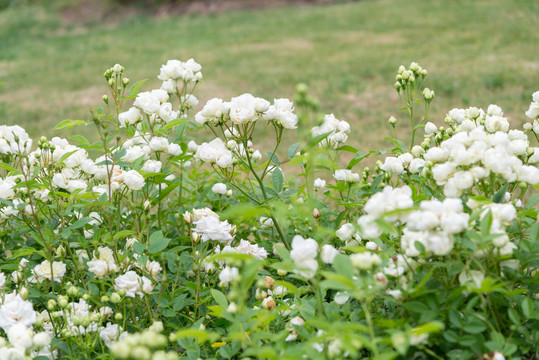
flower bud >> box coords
[277,269,287,276]
[19,287,29,300]
[72,315,83,326]
[114,313,123,321]
[12,271,22,284]
[51,311,61,320]
[58,297,69,309]
[33,332,50,348]
[227,302,238,314]
[255,288,268,300]
[312,208,321,219]
[262,296,276,310]
[102,95,109,103]
[295,83,308,96]
[108,78,114,86]
[110,293,121,304]
[67,286,78,297]
[122,78,130,86]
[81,316,91,328]
[82,294,90,301]
[47,299,56,311]
[264,276,275,290]
[388,116,397,126]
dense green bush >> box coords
[0,60,537,359]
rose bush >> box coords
[0,60,537,360]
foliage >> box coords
[0,59,537,360]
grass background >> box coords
[0,0,538,151]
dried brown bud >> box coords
[264,276,275,289]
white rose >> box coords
[114,271,147,298]
[167,143,182,156]
[8,323,33,350]
[380,157,404,174]
[141,160,162,173]
[350,252,381,270]
[424,122,437,134]
[229,94,257,124]
[320,244,339,264]
[100,323,127,348]
[33,261,66,282]
[118,107,142,127]
[123,170,145,191]
[193,217,234,242]
[336,223,355,241]
[313,178,326,189]
[290,235,318,262]
[0,292,36,332]
[134,91,161,115]
[212,183,228,195]
[149,137,169,152]
[32,331,51,349]
[458,269,484,288]
[219,266,239,283]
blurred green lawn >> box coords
[0,0,538,151]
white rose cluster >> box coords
[0,323,51,359]
[333,169,360,183]
[218,239,269,260]
[381,101,539,197]
[0,291,36,332]
[194,138,234,168]
[87,246,119,278]
[311,114,351,149]
[185,208,236,243]
[0,125,32,156]
[158,58,202,83]
[31,260,66,283]
[357,186,414,239]
[401,198,469,256]
[290,235,319,278]
[195,94,298,129]
[111,321,176,360]
[114,271,154,298]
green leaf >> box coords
[287,143,300,159]
[410,321,444,335]
[127,79,148,98]
[391,332,409,355]
[54,119,85,130]
[521,298,533,319]
[528,193,539,208]
[336,145,358,153]
[493,183,509,203]
[172,329,218,344]
[147,231,170,253]
[67,217,93,230]
[304,130,333,150]
[68,135,90,145]
[0,162,17,172]
[58,150,79,164]
[211,289,228,309]
[164,118,188,130]
[333,253,354,279]
[154,178,182,204]
[480,210,493,236]
[271,168,284,193]
[113,230,136,240]
[403,301,430,313]
[266,152,280,165]
[464,317,486,334]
